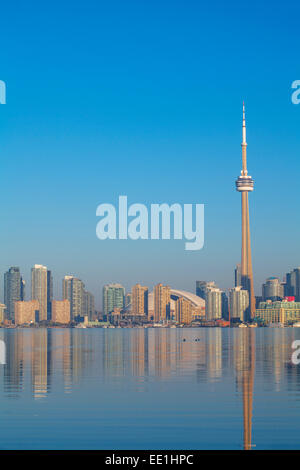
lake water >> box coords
[0,327,299,450]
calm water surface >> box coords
[0,327,299,450]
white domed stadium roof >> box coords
[148,289,205,312]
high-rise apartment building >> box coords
[125,293,132,307]
[205,287,222,320]
[175,297,192,324]
[229,286,249,322]
[15,300,39,325]
[131,284,148,316]
[4,267,25,322]
[21,278,25,301]
[103,283,125,317]
[235,264,242,287]
[154,283,170,322]
[71,278,84,320]
[196,281,216,300]
[62,276,85,321]
[262,277,284,301]
[222,291,229,320]
[51,300,70,324]
[31,265,48,322]
[285,268,300,301]
[47,270,53,320]
[83,290,95,321]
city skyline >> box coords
[1,261,300,316]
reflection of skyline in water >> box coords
[2,328,298,391]
[1,328,300,449]
[3,329,95,399]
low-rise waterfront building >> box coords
[255,299,300,325]
[15,300,39,325]
[0,304,6,323]
[51,300,71,324]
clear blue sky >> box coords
[0,0,300,307]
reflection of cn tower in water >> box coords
[234,329,255,450]
[235,104,255,319]
[242,329,255,450]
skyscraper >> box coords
[222,291,229,320]
[131,284,148,316]
[31,264,48,322]
[262,277,284,301]
[196,281,216,300]
[4,267,25,322]
[235,264,242,287]
[196,281,223,320]
[285,267,300,300]
[205,286,222,320]
[235,103,255,320]
[21,278,26,301]
[62,275,85,321]
[154,283,170,322]
[102,283,125,317]
[83,290,95,321]
[125,293,132,307]
[229,286,249,322]
[175,297,192,324]
[47,270,53,320]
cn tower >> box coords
[235,103,255,320]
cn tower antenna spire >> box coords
[242,101,247,146]
[241,102,248,175]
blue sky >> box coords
[0,0,300,307]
